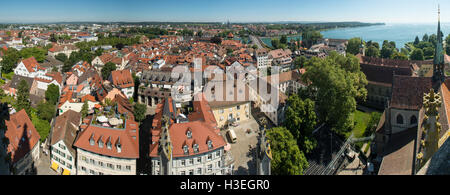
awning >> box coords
[62,169,70,175]
[51,161,58,171]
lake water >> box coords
[322,23,450,48]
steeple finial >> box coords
[438,4,441,22]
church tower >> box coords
[433,5,445,83]
[417,89,442,168]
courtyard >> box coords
[219,116,261,175]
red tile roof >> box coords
[110,70,134,88]
[21,57,40,73]
[5,109,41,164]
[390,76,433,110]
[150,94,226,158]
[73,115,139,159]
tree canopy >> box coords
[133,103,147,123]
[302,52,368,134]
[346,37,363,55]
[16,79,31,116]
[45,84,60,105]
[266,127,309,175]
[101,62,117,80]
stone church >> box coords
[374,8,450,175]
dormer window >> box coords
[183,145,189,155]
[186,129,192,139]
[207,140,213,150]
[106,137,112,150]
[116,137,122,153]
[193,144,199,153]
[98,136,104,148]
[89,134,95,146]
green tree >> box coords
[280,35,288,45]
[364,112,382,137]
[133,103,147,123]
[45,84,60,105]
[0,47,20,73]
[302,52,368,134]
[55,53,68,63]
[392,52,408,60]
[37,101,55,122]
[347,37,363,55]
[81,100,89,119]
[284,95,317,141]
[414,36,420,45]
[101,62,117,80]
[410,48,425,61]
[423,47,435,60]
[271,38,281,49]
[294,56,307,69]
[380,40,397,59]
[16,79,31,116]
[423,34,429,42]
[20,47,46,62]
[284,95,317,153]
[266,127,309,175]
[445,34,450,55]
[365,45,380,58]
[302,31,323,49]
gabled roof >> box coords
[5,109,41,164]
[51,110,81,157]
[110,70,134,89]
[20,56,41,73]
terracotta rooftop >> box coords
[390,75,433,110]
[378,127,417,175]
[4,109,41,164]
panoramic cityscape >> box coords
[0,0,449,180]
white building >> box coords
[14,57,47,78]
[50,110,81,175]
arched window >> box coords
[410,115,418,125]
[397,114,404,125]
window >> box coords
[99,161,104,167]
[107,163,114,169]
[410,115,418,125]
[67,164,72,169]
[197,157,201,163]
[237,105,241,110]
[117,165,122,170]
[189,170,194,175]
[81,166,86,172]
[189,158,194,165]
[180,171,186,175]
[208,154,212,161]
[126,166,131,171]
[208,164,213,172]
[397,114,404,125]
[90,159,95,165]
[90,170,95,175]
[197,168,202,175]
[68,156,72,161]
[181,160,186,166]
[216,151,220,157]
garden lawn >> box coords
[346,110,371,139]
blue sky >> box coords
[0,0,448,23]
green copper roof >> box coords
[434,11,445,65]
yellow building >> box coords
[209,101,251,128]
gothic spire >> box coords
[433,4,445,81]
